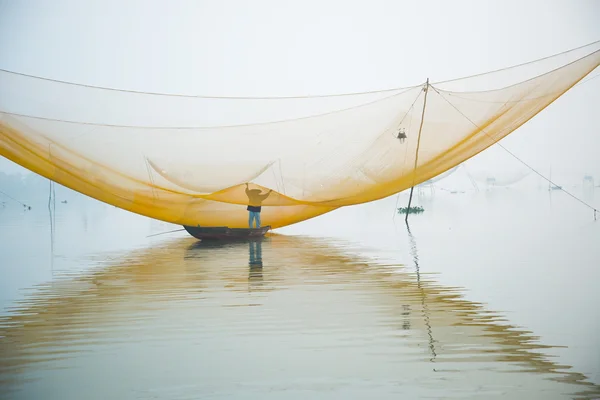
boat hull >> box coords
[183,225,271,241]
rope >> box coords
[143,156,158,199]
[271,167,281,194]
[0,67,414,100]
[146,228,186,238]
[402,102,415,167]
[433,39,600,85]
[278,158,286,195]
[0,86,414,130]
[392,92,417,220]
[331,86,423,210]
[0,39,597,99]
[397,93,419,201]
[396,91,422,131]
[431,85,598,218]
[443,72,600,104]
[0,189,31,208]
[2,68,597,130]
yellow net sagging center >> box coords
[1,43,599,228]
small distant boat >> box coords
[183,225,271,241]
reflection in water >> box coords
[249,239,263,267]
[248,240,264,285]
[406,222,437,368]
[1,234,599,399]
[184,238,266,287]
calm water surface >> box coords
[1,187,599,399]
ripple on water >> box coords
[0,233,599,400]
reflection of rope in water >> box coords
[405,222,437,367]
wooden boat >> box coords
[183,225,271,241]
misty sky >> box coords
[0,0,599,180]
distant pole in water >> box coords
[406,79,429,223]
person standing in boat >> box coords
[245,183,272,228]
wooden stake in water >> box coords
[406,79,429,222]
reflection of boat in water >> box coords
[183,224,271,240]
[1,234,599,399]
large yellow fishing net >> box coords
[1,42,599,228]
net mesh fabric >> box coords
[1,43,598,228]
